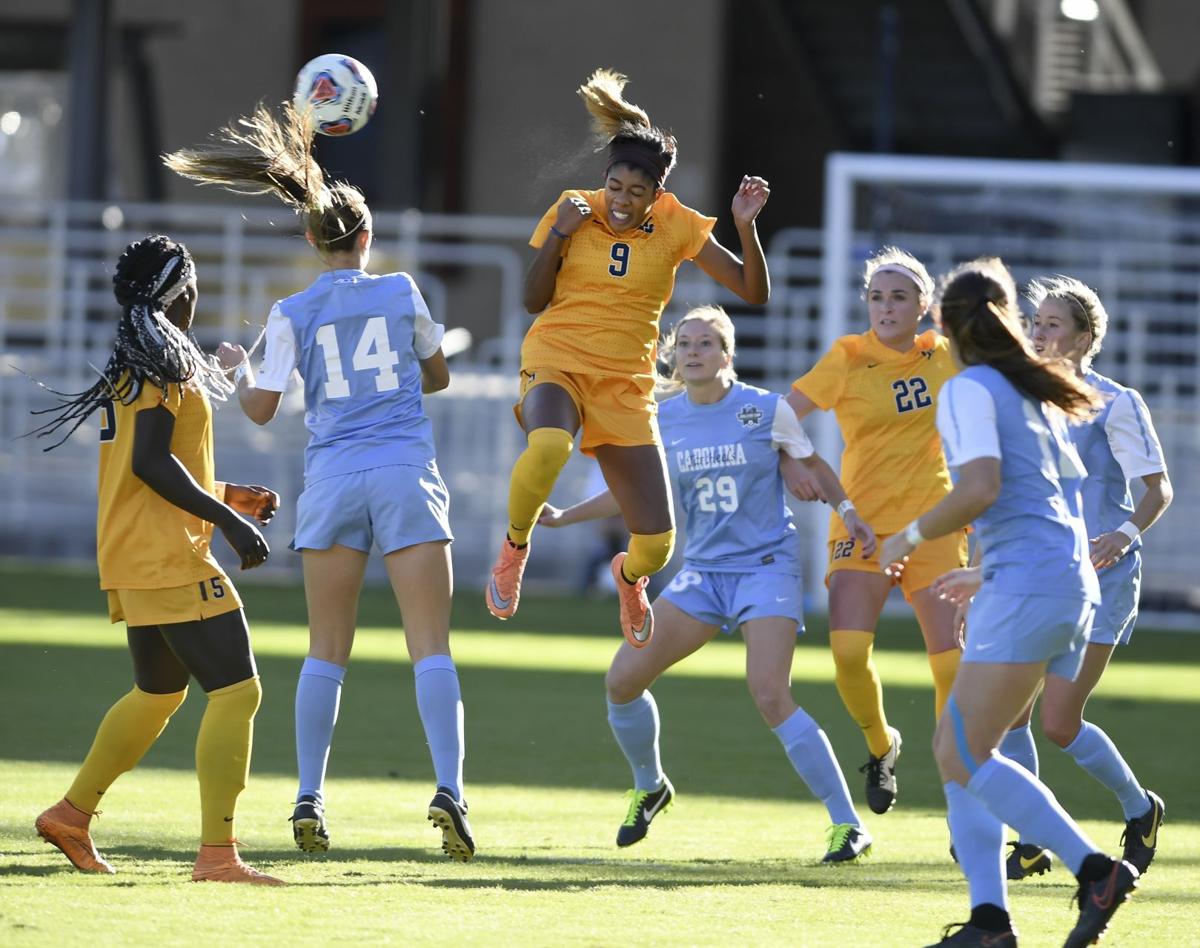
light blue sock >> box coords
[1063,721,1150,820]
[773,707,860,826]
[945,782,1007,910]
[413,654,465,800]
[967,752,1098,875]
[295,656,346,805]
[999,724,1039,776]
[607,692,665,792]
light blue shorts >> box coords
[1089,551,1140,647]
[293,463,453,555]
[659,567,804,636]
[963,588,1094,681]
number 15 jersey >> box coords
[257,268,446,486]
[792,329,957,538]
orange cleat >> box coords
[35,798,114,874]
[611,553,654,648]
[485,538,530,620]
[192,843,286,886]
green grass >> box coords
[2,564,1198,945]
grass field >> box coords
[2,564,1198,946]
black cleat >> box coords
[1006,841,1052,880]
[860,726,902,814]
[1120,789,1164,874]
[1063,859,1139,948]
[616,778,674,847]
[822,823,872,864]
[428,787,475,862]
[290,795,330,853]
[925,922,1017,946]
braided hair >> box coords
[31,235,233,450]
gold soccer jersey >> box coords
[793,329,957,539]
[521,188,715,386]
[96,380,224,590]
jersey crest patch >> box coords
[638,219,655,234]
[736,404,764,429]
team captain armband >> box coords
[771,397,815,458]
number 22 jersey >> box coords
[256,269,446,486]
[792,329,957,539]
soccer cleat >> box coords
[290,795,329,853]
[191,843,285,885]
[860,726,902,814]
[35,798,115,874]
[611,553,653,648]
[1006,841,1052,880]
[1119,789,1164,874]
[485,538,530,620]
[822,823,872,864]
[925,922,1017,946]
[428,787,475,862]
[616,778,674,847]
[1063,858,1138,948]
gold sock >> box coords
[506,427,575,545]
[928,648,962,720]
[66,686,188,814]
[829,629,892,757]
[622,529,675,581]
[196,676,261,845]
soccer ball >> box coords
[293,54,378,137]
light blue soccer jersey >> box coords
[937,365,1099,601]
[1072,370,1166,549]
[256,269,444,485]
[659,381,806,573]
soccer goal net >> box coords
[818,153,1200,628]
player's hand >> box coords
[780,454,825,502]
[538,503,566,528]
[845,511,877,558]
[553,196,592,236]
[932,566,983,605]
[879,533,914,580]
[225,484,281,525]
[1089,531,1131,571]
[219,512,270,570]
[731,175,770,225]
[953,601,969,646]
[217,342,247,373]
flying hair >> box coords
[163,103,371,256]
[577,68,677,187]
[864,246,935,304]
[1026,275,1108,367]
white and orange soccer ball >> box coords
[293,54,378,137]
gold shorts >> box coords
[515,367,659,457]
[826,530,968,601]
[107,574,242,626]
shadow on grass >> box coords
[4,635,1198,824]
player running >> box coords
[166,106,472,861]
[785,248,965,814]
[486,68,771,648]
[539,306,876,862]
[935,275,1170,882]
[880,259,1138,948]
[31,235,284,885]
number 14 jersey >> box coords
[257,269,445,485]
[793,329,957,538]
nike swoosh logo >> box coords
[866,363,880,368]
[631,617,651,643]
[775,596,789,602]
[668,438,686,447]
[1020,854,1044,870]
[1142,810,1160,848]
[224,816,234,822]
[489,577,511,611]
[1091,868,1119,911]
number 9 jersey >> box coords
[792,329,957,541]
[659,381,812,574]
[256,269,445,486]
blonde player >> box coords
[786,248,966,814]
[485,68,771,647]
[30,235,283,885]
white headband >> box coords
[151,255,195,307]
[872,262,932,297]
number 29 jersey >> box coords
[660,381,811,574]
[257,269,446,486]
[523,189,715,388]
[792,329,957,538]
